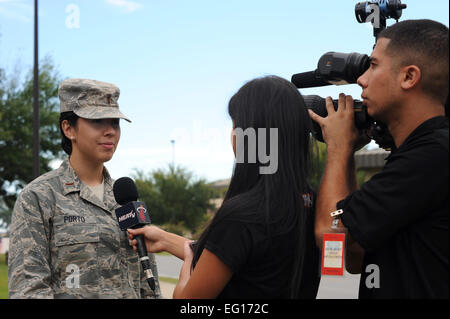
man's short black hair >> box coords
[379,19,449,104]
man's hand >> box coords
[310,93,368,259]
[308,94,369,154]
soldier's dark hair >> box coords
[59,111,79,155]
[379,19,449,104]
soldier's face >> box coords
[72,118,121,163]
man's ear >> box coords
[400,65,421,91]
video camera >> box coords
[292,0,408,150]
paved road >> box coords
[316,272,360,299]
[155,254,184,278]
[155,254,361,299]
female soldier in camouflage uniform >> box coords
[8,79,161,299]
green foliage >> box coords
[308,138,371,191]
[133,165,219,234]
[160,222,190,237]
[308,139,327,191]
[356,169,369,188]
[190,214,214,240]
[0,57,63,227]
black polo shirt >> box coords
[338,116,449,299]
[205,192,321,298]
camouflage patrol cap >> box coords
[58,78,131,122]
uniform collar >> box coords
[60,158,117,213]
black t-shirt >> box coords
[338,116,449,299]
[205,192,321,299]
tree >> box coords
[308,139,327,190]
[0,57,63,227]
[133,165,219,235]
[308,138,370,191]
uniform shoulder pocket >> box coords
[53,215,100,247]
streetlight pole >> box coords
[32,0,40,179]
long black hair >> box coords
[192,75,312,298]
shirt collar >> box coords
[60,158,82,195]
[387,116,448,158]
[60,157,117,213]
[402,116,448,146]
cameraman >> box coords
[309,19,448,299]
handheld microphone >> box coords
[291,52,370,89]
[113,177,156,291]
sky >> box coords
[0,0,449,183]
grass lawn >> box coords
[0,254,8,299]
[159,276,178,285]
[155,251,172,257]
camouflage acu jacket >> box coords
[8,159,162,299]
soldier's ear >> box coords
[61,120,75,141]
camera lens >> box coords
[317,52,370,85]
[345,53,370,83]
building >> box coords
[208,178,231,210]
[355,148,391,180]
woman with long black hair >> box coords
[129,75,320,298]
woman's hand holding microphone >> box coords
[128,226,189,260]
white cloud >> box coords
[0,0,33,23]
[105,0,142,13]
[109,144,235,182]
